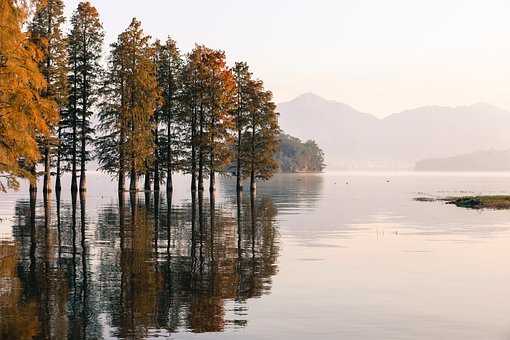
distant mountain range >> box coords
[278,93,510,170]
[415,149,510,171]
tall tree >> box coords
[28,0,68,194]
[96,18,160,192]
[232,62,252,192]
[0,0,57,192]
[181,47,202,192]
[201,49,236,192]
[154,38,183,193]
[66,1,103,192]
[181,46,235,193]
[242,80,280,192]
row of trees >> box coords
[0,0,280,194]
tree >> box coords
[154,38,183,193]
[0,0,57,192]
[96,18,160,192]
[201,49,236,192]
[180,47,201,192]
[28,0,68,194]
[66,1,103,192]
[232,62,252,192]
[181,46,235,193]
[241,80,280,192]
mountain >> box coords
[278,94,510,170]
[415,149,510,171]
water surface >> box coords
[2,172,510,339]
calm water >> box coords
[2,172,510,339]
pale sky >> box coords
[63,0,510,117]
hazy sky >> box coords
[63,0,510,117]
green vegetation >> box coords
[446,196,510,209]
[276,134,325,173]
[415,195,510,209]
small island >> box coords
[416,195,510,209]
[445,196,510,209]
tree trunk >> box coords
[43,143,52,194]
[118,170,125,192]
[55,166,61,193]
[209,169,215,193]
[55,128,62,193]
[191,105,197,192]
[236,190,242,259]
[236,128,242,192]
[154,112,160,192]
[118,75,126,192]
[129,167,137,192]
[250,123,256,193]
[250,167,256,193]
[198,105,204,191]
[144,170,151,192]
[209,143,215,193]
[79,96,87,192]
[71,62,78,193]
[209,190,215,262]
[43,11,52,195]
[166,117,172,193]
[166,192,172,255]
[29,165,37,197]
[118,127,125,192]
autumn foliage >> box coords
[1,0,280,194]
[0,0,57,191]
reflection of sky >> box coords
[4,172,510,339]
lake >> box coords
[2,172,510,339]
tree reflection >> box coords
[99,190,279,336]
[2,188,280,338]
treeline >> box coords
[0,0,280,194]
[276,134,325,173]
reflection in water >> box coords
[0,188,279,338]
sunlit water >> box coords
[2,172,510,339]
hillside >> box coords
[278,94,510,170]
[276,134,325,173]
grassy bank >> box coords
[415,195,510,209]
[445,196,510,209]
